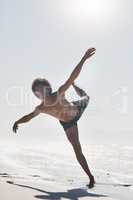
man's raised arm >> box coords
[12,106,40,133]
[57,48,96,95]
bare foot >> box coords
[87,175,95,189]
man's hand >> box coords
[83,48,96,60]
[72,82,78,89]
[72,82,75,87]
[12,109,40,134]
[13,122,19,133]
[57,48,96,95]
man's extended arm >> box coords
[12,107,40,133]
[57,48,96,95]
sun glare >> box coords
[63,0,117,26]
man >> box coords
[13,47,96,188]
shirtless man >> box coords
[13,47,96,188]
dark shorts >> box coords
[59,96,90,131]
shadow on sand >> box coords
[7,181,107,200]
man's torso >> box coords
[37,91,79,122]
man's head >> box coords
[32,78,52,100]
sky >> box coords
[0,0,133,145]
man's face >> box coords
[34,90,44,100]
[34,86,50,100]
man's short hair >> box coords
[32,78,52,92]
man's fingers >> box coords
[85,48,96,57]
[90,52,95,56]
[14,127,17,134]
[13,126,15,132]
[13,124,18,133]
[15,126,18,133]
[88,52,95,58]
[13,127,16,133]
[91,47,96,51]
[89,49,96,54]
[87,48,96,53]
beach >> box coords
[0,140,133,200]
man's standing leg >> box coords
[64,124,95,188]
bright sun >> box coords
[63,0,117,26]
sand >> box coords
[0,140,133,200]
